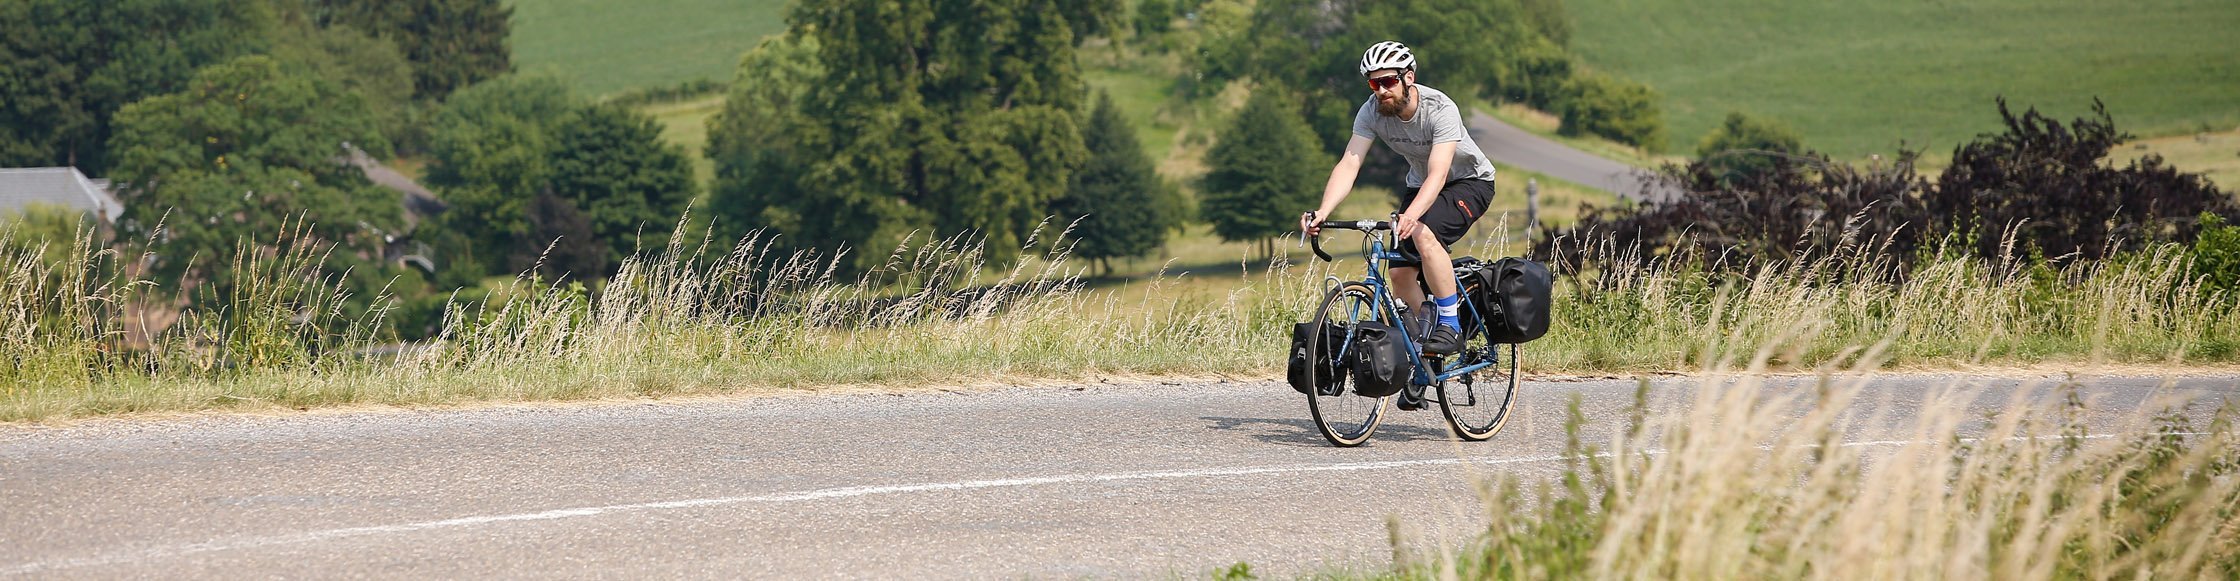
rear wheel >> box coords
[1438,342,1520,441]
[1307,282,1388,447]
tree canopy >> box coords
[311,0,512,101]
[107,55,398,295]
[1695,112,1805,186]
[546,103,697,271]
[422,74,578,277]
[421,76,694,281]
[1201,87,1322,248]
[0,0,272,174]
[1052,91,1178,272]
[708,0,1121,273]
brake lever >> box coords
[1302,211,1333,262]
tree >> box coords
[0,0,271,174]
[265,16,417,154]
[1201,87,1322,256]
[1053,91,1176,274]
[313,0,511,101]
[1135,0,1176,38]
[1695,112,1804,186]
[545,103,697,271]
[705,34,824,251]
[714,0,1094,273]
[1561,72,1665,152]
[512,189,608,281]
[422,74,577,276]
[107,55,398,299]
[1056,0,1125,41]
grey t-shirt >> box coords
[1351,84,1497,188]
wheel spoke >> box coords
[1440,342,1519,441]
[1307,283,1387,446]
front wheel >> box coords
[1307,282,1388,447]
[1438,342,1520,441]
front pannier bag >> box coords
[1348,322,1411,398]
[1287,321,1350,394]
[1473,257,1553,344]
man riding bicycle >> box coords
[1299,41,1498,358]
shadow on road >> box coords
[1201,415,1452,447]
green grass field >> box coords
[1564,0,2240,158]
[2119,128,2240,190]
[508,0,790,96]
[641,95,722,185]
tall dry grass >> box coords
[3,215,2236,422]
[0,220,1315,421]
[1400,341,2239,579]
[1531,223,2240,370]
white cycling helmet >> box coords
[1358,41,1416,78]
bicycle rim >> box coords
[1308,283,1387,447]
[1439,342,1519,441]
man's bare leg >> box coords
[1409,229,1465,355]
[1410,229,1458,301]
[1390,266,1426,313]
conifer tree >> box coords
[1053,91,1174,274]
[1201,88,1321,258]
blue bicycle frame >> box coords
[1312,220,1498,390]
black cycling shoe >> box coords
[1396,388,1426,410]
[1421,325,1464,356]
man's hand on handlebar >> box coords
[1394,211,1423,240]
[1299,210,1324,237]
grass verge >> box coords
[1374,349,2239,578]
[3,217,2236,423]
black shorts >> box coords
[1390,177,1495,269]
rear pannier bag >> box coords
[1471,257,1554,344]
[1348,321,1411,398]
[1286,321,1350,394]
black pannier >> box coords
[1469,257,1553,344]
[1348,321,1411,398]
[1286,321,1350,394]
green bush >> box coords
[1560,72,1665,152]
[2195,212,2240,293]
[1694,112,1804,185]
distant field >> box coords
[1565,0,2240,157]
[2116,128,2240,191]
[508,0,790,96]
[641,95,722,186]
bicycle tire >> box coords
[1307,282,1388,447]
[1438,341,1519,441]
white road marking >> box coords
[0,432,2169,575]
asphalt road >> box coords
[3,373,2235,579]
[1467,112,1681,203]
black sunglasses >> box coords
[1367,74,1403,91]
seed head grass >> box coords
[1382,326,2239,579]
[3,215,2236,422]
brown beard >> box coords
[1375,86,1411,117]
